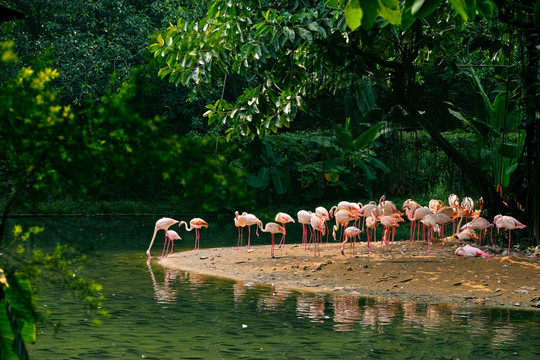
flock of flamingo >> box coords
[146,194,527,260]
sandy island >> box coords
[160,238,540,310]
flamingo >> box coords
[428,199,444,213]
[341,226,361,257]
[436,206,458,234]
[358,201,378,230]
[460,216,493,245]
[455,244,493,258]
[260,222,286,258]
[411,207,433,241]
[378,195,400,216]
[378,214,400,248]
[179,218,209,250]
[329,201,361,218]
[332,209,359,242]
[493,215,527,257]
[365,208,379,252]
[275,212,295,248]
[146,217,179,259]
[402,201,422,241]
[315,206,330,243]
[453,229,478,242]
[297,210,313,250]
[234,211,248,251]
[420,213,438,254]
[162,230,181,257]
[448,193,460,209]
[434,212,453,238]
[310,213,326,257]
[244,213,263,249]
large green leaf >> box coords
[270,167,287,194]
[345,0,363,31]
[411,0,444,18]
[246,167,270,189]
[354,123,384,150]
[361,0,379,30]
[378,0,401,25]
[333,124,354,151]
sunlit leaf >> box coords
[345,0,363,31]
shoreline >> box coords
[159,240,540,310]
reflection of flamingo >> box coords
[310,213,326,257]
[147,217,179,259]
[297,210,312,250]
[341,226,361,257]
[234,211,248,251]
[275,212,295,248]
[179,218,209,250]
[162,230,181,257]
[244,213,262,249]
[260,222,286,258]
[493,215,527,257]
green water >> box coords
[5,216,539,359]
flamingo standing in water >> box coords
[275,212,295,248]
[310,213,326,257]
[493,215,527,257]
[179,218,209,250]
[297,210,312,250]
[162,230,181,257]
[260,222,286,258]
[147,217,179,259]
[341,226,361,257]
[234,211,248,251]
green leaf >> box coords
[361,0,379,29]
[333,124,354,151]
[246,167,270,189]
[476,0,496,19]
[270,167,287,194]
[449,0,474,21]
[354,123,384,150]
[345,0,363,31]
[411,0,444,18]
[378,0,401,25]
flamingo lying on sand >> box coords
[147,217,179,259]
[179,218,209,250]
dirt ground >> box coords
[160,237,540,310]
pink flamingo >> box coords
[275,212,295,248]
[243,213,262,249]
[455,244,493,258]
[341,226,361,257]
[234,211,248,251]
[162,230,181,257]
[260,222,286,258]
[420,213,438,254]
[315,206,330,243]
[378,214,400,248]
[493,215,527,257]
[358,201,377,230]
[297,210,313,250]
[332,209,359,242]
[329,201,361,218]
[146,217,179,258]
[310,213,326,257]
[365,208,379,252]
[460,216,493,245]
[179,218,209,250]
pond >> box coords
[5,215,539,359]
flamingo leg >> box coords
[508,230,512,257]
[161,233,170,258]
[247,226,252,249]
[278,225,286,248]
[270,234,275,258]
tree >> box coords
[151,0,538,243]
